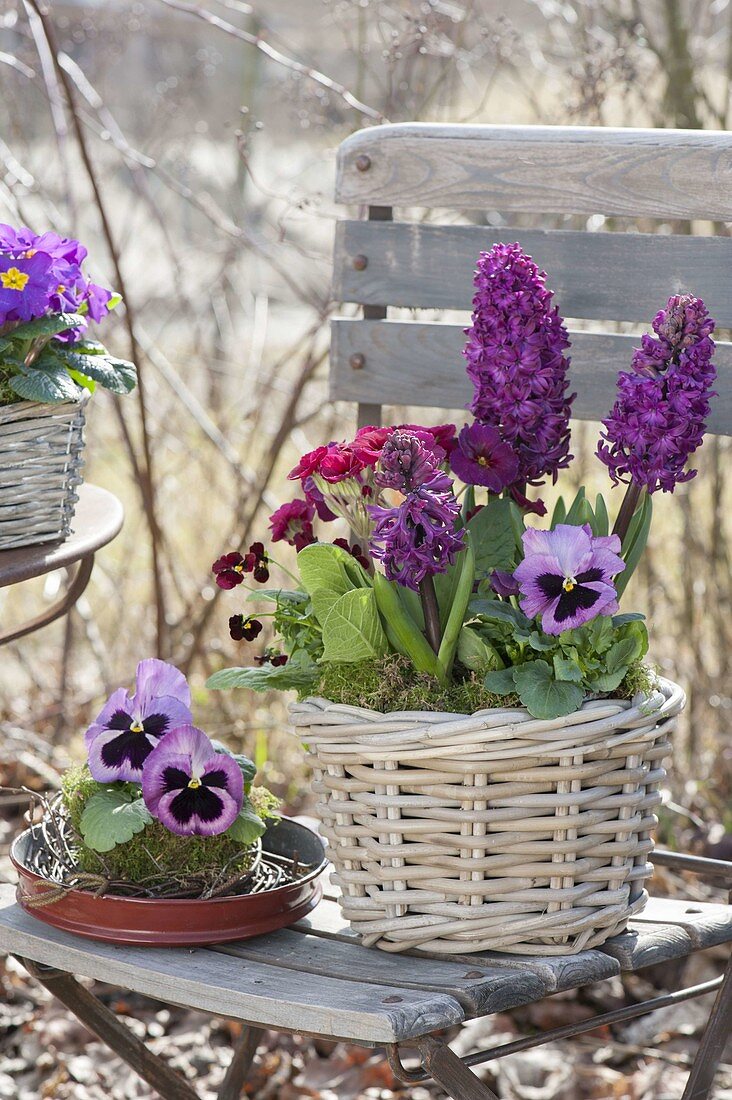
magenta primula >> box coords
[206,243,718,721]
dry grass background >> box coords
[1,2,732,1095]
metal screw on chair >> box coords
[349,353,365,370]
[352,254,368,271]
[355,154,371,172]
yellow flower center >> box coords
[562,577,576,593]
[477,455,489,466]
[1,267,29,292]
[234,563,244,573]
[57,284,65,294]
[130,721,145,733]
[188,777,202,789]
[23,249,37,258]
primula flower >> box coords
[0,251,55,324]
[463,243,574,488]
[85,660,193,783]
[597,295,716,494]
[450,422,520,493]
[269,498,315,551]
[302,476,337,522]
[318,444,364,483]
[142,726,243,837]
[229,615,263,642]
[513,524,625,635]
[288,444,332,481]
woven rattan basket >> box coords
[0,395,87,550]
[291,678,684,956]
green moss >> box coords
[617,660,657,701]
[61,765,261,884]
[316,654,517,714]
[0,365,21,406]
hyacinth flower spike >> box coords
[85,659,193,783]
[142,725,244,836]
[514,524,625,635]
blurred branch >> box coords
[157,0,387,122]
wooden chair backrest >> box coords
[330,124,732,435]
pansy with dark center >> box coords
[142,726,243,837]
[85,660,192,783]
[513,524,625,635]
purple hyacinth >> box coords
[142,725,243,837]
[462,243,574,489]
[85,660,193,783]
[513,524,625,635]
[374,429,439,492]
[597,295,717,493]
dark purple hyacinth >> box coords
[374,429,437,492]
[513,525,625,635]
[597,294,717,493]
[85,660,193,783]
[142,725,243,837]
[462,243,574,489]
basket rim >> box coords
[0,389,90,420]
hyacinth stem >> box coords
[612,481,643,546]
[419,576,441,654]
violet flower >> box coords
[462,243,574,489]
[597,294,717,494]
[142,726,243,837]
[513,524,625,635]
[0,252,55,324]
[85,660,193,783]
[450,422,520,493]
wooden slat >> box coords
[334,221,732,325]
[330,319,732,436]
[215,927,548,1016]
[294,897,620,994]
[600,897,732,971]
[0,888,463,1043]
[336,123,732,219]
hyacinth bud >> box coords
[375,429,437,492]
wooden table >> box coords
[1,853,731,1100]
[0,484,123,645]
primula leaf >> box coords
[80,790,152,853]
[297,543,370,621]
[466,498,517,577]
[206,651,318,693]
[512,660,585,720]
[225,800,266,845]
[321,587,388,663]
[58,349,137,394]
[9,312,85,340]
[457,626,504,673]
[9,364,81,403]
[484,665,519,696]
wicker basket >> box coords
[291,678,684,956]
[0,395,88,550]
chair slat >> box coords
[330,319,732,436]
[336,123,732,219]
[334,221,732,325]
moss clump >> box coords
[316,654,517,714]
[61,765,261,883]
[617,660,657,701]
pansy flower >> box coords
[212,551,248,589]
[513,524,625,635]
[85,660,192,783]
[142,726,243,837]
[229,615,263,642]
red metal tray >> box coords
[12,817,327,947]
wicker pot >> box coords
[0,394,88,550]
[291,678,684,956]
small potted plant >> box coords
[0,223,137,549]
[11,659,326,945]
[207,243,712,956]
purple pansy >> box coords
[0,252,55,324]
[513,524,625,635]
[142,726,243,836]
[462,243,574,492]
[597,295,717,494]
[85,660,193,783]
[450,422,520,493]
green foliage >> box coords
[80,789,152,852]
[296,542,387,664]
[372,571,444,681]
[466,498,522,578]
[437,538,475,679]
[550,488,612,538]
[317,654,513,714]
[206,649,318,693]
[617,493,653,597]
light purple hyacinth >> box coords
[85,660,193,783]
[142,726,243,837]
[513,524,625,635]
[597,295,717,494]
[462,243,574,491]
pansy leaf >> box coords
[528,630,556,652]
[80,789,152,852]
[211,742,258,789]
[484,665,519,696]
[225,800,266,845]
[470,599,531,630]
[206,651,318,693]
[466,498,517,577]
[553,654,583,682]
[513,660,585,720]
[612,612,645,627]
[591,667,629,693]
[321,588,388,663]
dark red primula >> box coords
[269,498,316,551]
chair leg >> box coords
[217,1026,265,1100]
[18,958,200,1100]
[682,950,732,1100]
[416,1035,500,1100]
